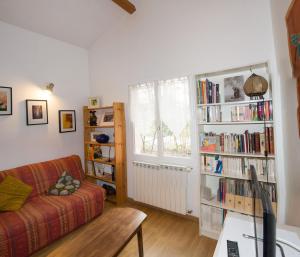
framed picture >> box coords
[26,100,48,125]
[90,131,102,142]
[59,110,76,133]
[0,86,12,115]
[88,97,100,109]
[100,111,114,126]
[224,75,245,102]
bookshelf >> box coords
[196,63,278,240]
[83,102,127,205]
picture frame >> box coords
[26,100,48,125]
[90,131,102,142]
[59,110,76,133]
[100,111,114,126]
[88,97,100,109]
[0,86,12,115]
[224,75,245,102]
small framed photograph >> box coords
[0,86,12,115]
[26,100,48,125]
[94,162,105,176]
[100,111,114,126]
[90,131,102,142]
[224,75,245,102]
[59,110,76,133]
[88,97,100,109]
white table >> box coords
[213,212,300,257]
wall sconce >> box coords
[45,83,54,93]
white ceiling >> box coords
[0,0,128,48]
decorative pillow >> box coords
[48,171,81,196]
[0,175,33,211]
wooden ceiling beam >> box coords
[112,0,136,14]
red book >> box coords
[265,127,270,154]
[255,132,261,153]
[269,127,275,154]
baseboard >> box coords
[126,198,199,223]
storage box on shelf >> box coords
[196,63,278,239]
[83,102,127,205]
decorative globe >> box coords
[243,73,268,97]
[96,134,109,143]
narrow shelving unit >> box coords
[83,102,127,205]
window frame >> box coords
[129,76,194,166]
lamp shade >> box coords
[243,73,268,97]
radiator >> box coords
[133,161,191,215]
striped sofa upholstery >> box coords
[0,155,104,257]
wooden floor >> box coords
[33,201,217,257]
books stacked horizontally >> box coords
[198,106,222,122]
[196,79,220,104]
[201,155,276,182]
[200,204,224,234]
[231,100,273,122]
[200,128,275,155]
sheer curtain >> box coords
[130,76,191,159]
[130,82,158,155]
[158,77,191,157]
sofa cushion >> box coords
[0,155,84,199]
[0,176,32,212]
[0,180,104,257]
[48,171,81,196]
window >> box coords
[130,77,191,158]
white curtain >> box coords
[130,82,158,155]
[158,77,191,157]
[130,77,191,158]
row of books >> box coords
[201,155,276,181]
[196,79,220,104]
[231,101,273,122]
[198,106,222,122]
[217,179,277,204]
[200,127,275,155]
[200,204,225,234]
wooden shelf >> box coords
[198,121,273,125]
[85,125,114,129]
[87,106,113,110]
[85,141,115,147]
[200,151,275,158]
[83,103,127,205]
[86,174,115,184]
[86,158,115,166]
[200,172,276,183]
[201,199,253,216]
[197,98,272,107]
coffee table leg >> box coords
[137,226,144,257]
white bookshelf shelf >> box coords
[198,121,273,125]
[200,172,276,183]
[199,151,275,158]
[197,63,277,241]
[201,199,253,216]
[197,98,272,107]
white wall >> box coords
[89,0,278,216]
[269,0,300,227]
[0,21,90,170]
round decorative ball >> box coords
[243,73,268,97]
[96,134,110,143]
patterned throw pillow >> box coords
[48,171,80,196]
[0,175,32,211]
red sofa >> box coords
[0,155,105,257]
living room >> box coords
[0,0,299,257]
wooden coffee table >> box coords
[46,208,147,257]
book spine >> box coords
[216,84,220,103]
[269,127,274,154]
